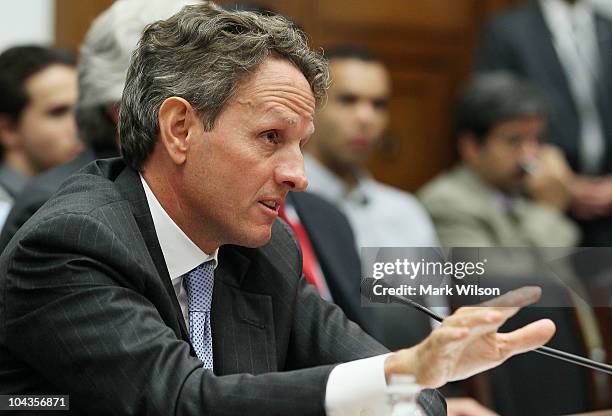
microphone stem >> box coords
[535,346,612,375]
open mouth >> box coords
[259,200,280,212]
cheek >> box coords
[333,109,354,131]
[487,145,513,166]
[201,149,265,205]
[22,115,64,145]
[370,115,388,136]
[319,114,350,145]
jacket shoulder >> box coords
[419,168,474,209]
[1,159,135,259]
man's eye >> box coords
[262,131,279,143]
[47,105,71,117]
[338,94,357,106]
[505,135,522,146]
[373,99,388,110]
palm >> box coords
[394,288,556,388]
[447,331,506,381]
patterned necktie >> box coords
[183,261,215,369]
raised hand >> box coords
[383,287,556,388]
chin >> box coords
[236,226,273,248]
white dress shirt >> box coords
[140,175,218,327]
[304,154,439,250]
[140,175,394,415]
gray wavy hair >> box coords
[119,1,329,171]
[76,0,199,153]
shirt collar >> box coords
[139,174,218,281]
[461,165,524,213]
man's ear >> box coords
[158,97,197,165]
[457,133,481,165]
[0,114,20,149]
[107,103,120,125]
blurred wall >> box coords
[0,0,55,52]
[54,0,519,192]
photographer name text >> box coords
[372,283,500,297]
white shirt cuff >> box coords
[325,353,393,416]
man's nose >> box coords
[65,115,83,151]
[275,152,308,191]
[354,100,376,122]
[520,139,540,159]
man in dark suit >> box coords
[476,0,612,246]
[0,3,555,415]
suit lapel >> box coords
[212,246,278,375]
[114,164,191,344]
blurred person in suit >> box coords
[476,0,612,247]
[0,45,81,227]
[419,72,603,415]
[0,0,200,250]
[0,3,557,415]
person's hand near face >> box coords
[524,144,574,212]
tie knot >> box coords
[183,261,215,312]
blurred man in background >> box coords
[305,46,438,249]
[0,0,198,250]
[419,72,603,415]
[0,45,81,227]
[476,0,612,247]
[304,45,440,350]
[419,72,577,248]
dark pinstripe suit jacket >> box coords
[0,158,445,415]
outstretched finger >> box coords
[497,319,556,358]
